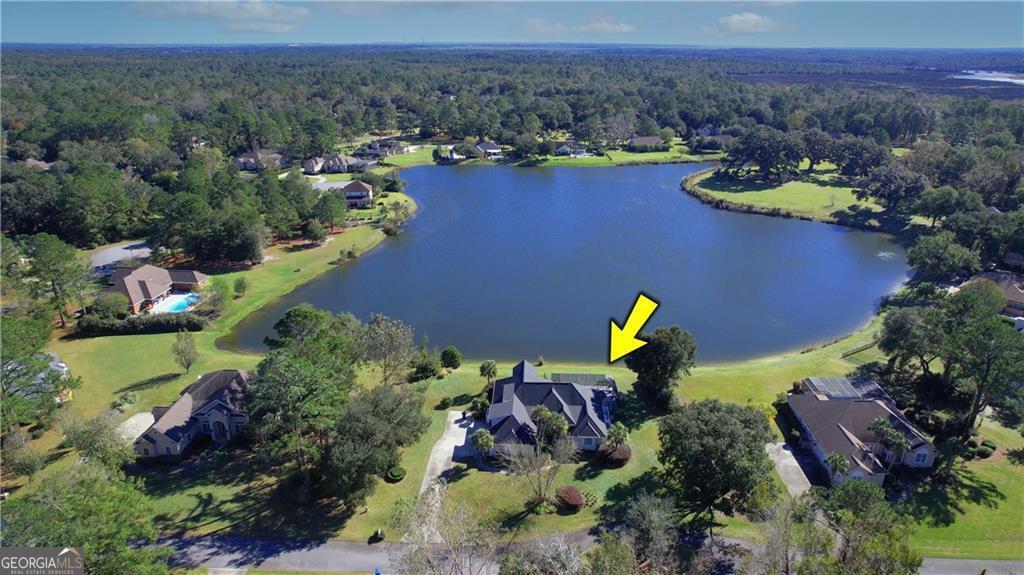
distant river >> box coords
[220,163,910,363]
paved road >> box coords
[166,531,1023,575]
[418,411,481,494]
[766,442,813,496]
[89,240,151,274]
[920,558,1024,574]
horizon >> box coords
[2,1,1022,49]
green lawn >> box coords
[521,142,723,168]
[692,165,882,223]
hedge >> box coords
[385,466,407,483]
[556,486,585,512]
[975,446,994,459]
[78,312,207,336]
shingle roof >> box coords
[788,393,932,475]
[476,141,501,153]
[486,360,616,446]
[339,180,373,197]
[109,265,207,307]
[147,370,249,442]
[970,271,1024,308]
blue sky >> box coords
[2,1,1021,48]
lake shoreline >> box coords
[221,162,908,365]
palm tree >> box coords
[824,452,848,486]
[605,421,628,449]
[479,360,498,389]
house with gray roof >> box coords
[485,360,618,453]
[134,370,249,460]
[789,376,935,485]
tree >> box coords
[393,481,501,575]
[233,275,249,297]
[246,307,360,490]
[499,536,586,575]
[878,307,942,375]
[62,410,135,472]
[325,385,428,502]
[658,399,773,538]
[855,163,929,213]
[531,405,569,446]
[471,428,494,455]
[722,125,803,181]
[201,276,232,312]
[605,421,629,449]
[914,186,983,227]
[364,313,415,385]
[1,313,68,432]
[502,437,577,507]
[5,446,47,478]
[949,316,1024,438]
[313,192,347,231]
[22,233,92,327]
[586,532,638,575]
[91,291,130,319]
[834,136,891,178]
[815,480,922,575]
[2,463,173,575]
[621,493,680,574]
[440,345,462,369]
[624,325,697,407]
[172,330,198,373]
[823,452,849,485]
[800,129,835,172]
[907,231,981,279]
[303,218,327,244]
[748,495,832,575]
[479,359,498,387]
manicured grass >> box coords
[521,143,723,168]
[906,420,1024,560]
[693,166,882,223]
[377,145,437,168]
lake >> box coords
[221,163,910,363]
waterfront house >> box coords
[475,140,503,159]
[134,370,250,460]
[556,142,588,157]
[788,376,935,485]
[485,360,618,453]
[357,138,408,159]
[109,265,208,314]
[339,180,374,209]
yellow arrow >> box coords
[609,293,659,363]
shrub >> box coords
[90,292,130,320]
[598,443,632,467]
[440,345,462,369]
[470,396,490,420]
[556,486,585,513]
[385,466,407,483]
[438,397,453,409]
[966,438,979,449]
[410,349,441,382]
[6,447,46,478]
[975,446,994,459]
[78,312,207,336]
[981,439,997,450]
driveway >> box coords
[89,240,151,275]
[766,442,813,496]
[419,411,482,494]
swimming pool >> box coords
[150,293,201,314]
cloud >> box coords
[699,11,793,36]
[525,16,635,37]
[133,1,312,34]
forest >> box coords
[2,47,1023,264]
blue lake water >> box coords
[221,163,910,363]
